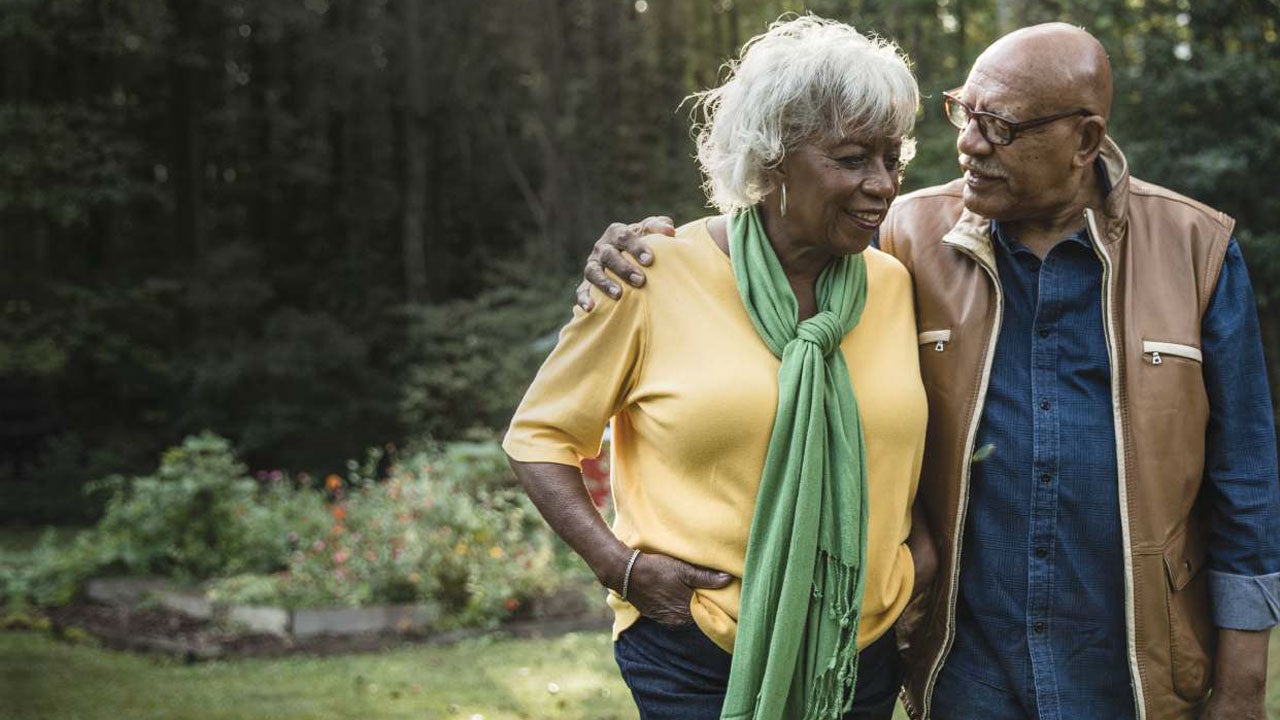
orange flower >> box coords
[324,474,343,491]
[331,505,347,521]
[504,597,520,612]
[489,546,504,559]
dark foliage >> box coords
[2,0,1277,522]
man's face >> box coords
[953,66,1084,223]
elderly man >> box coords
[574,23,1279,720]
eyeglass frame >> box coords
[942,88,1093,146]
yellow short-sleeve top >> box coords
[503,218,927,653]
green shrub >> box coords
[398,268,574,441]
[7,434,588,631]
[86,433,328,580]
[210,441,572,628]
[1,529,95,609]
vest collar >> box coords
[942,136,1133,264]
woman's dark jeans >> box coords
[614,617,902,720]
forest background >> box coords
[3,0,1278,523]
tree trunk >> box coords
[166,0,206,261]
[400,0,429,305]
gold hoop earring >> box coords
[780,182,788,217]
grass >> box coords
[7,626,1280,719]
[1,527,1274,719]
[5,630,639,720]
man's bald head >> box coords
[970,23,1112,120]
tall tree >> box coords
[400,0,428,304]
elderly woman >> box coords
[503,16,930,720]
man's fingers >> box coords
[575,281,595,311]
[638,215,676,235]
[583,259,621,299]
[599,245,646,288]
[603,222,638,254]
[621,233,656,272]
[632,217,672,266]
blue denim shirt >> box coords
[932,221,1280,720]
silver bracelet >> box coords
[620,548,642,601]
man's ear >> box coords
[1075,116,1107,168]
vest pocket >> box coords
[1143,340,1202,366]
[1162,525,1215,702]
[918,329,951,353]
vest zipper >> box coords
[1086,208,1147,720]
[918,330,952,352]
[921,241,1003,717]
[1142,340,1203,365]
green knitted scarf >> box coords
[721,206,870,720]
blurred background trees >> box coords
[2,0,1277,522]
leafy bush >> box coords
[398,267,574,441]
[210,440,571,627]
[85,433,328,580]
[1,529,95,609]
[7,435,587,630]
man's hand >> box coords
[1201,627,1269,719]
[576,216,676,311]
[624,551,732,627]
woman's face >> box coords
[776,133,902,256]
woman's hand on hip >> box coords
[626,551,732,627]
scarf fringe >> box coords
[803,549,863,720]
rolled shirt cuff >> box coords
[1210,569,1280,630]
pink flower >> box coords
[333,550,349,565]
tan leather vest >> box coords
[879,139,1234,720]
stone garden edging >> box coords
[77,576,608,661]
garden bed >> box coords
[4,437,612,666]
[49,576,608,661]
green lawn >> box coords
[5,630,638,720]
[6,627,1280,719]
[2,527,1275,719]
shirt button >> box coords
[1034,622,1046,634]
[1038,328,1050,338]
[1039,472,1052,484]
[1035,547,1048,559]
[1039,399,1051,411]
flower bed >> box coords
[4,434,595,631]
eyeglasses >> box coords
[942,89,1092,146]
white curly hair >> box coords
[690,14,919,212]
